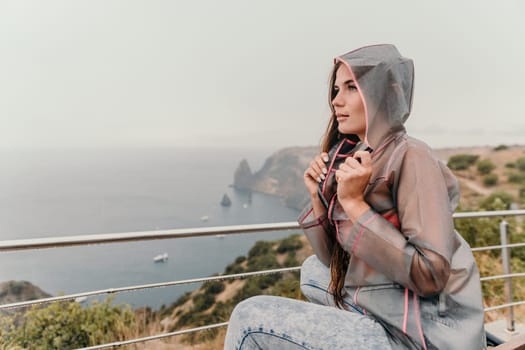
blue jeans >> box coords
[223,255,392,349]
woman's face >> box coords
[332,63,366,141]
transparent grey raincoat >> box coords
[299,45,486,350]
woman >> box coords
[224,44,486,350]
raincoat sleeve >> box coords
[298,205,334,267]
[338,144,459,297]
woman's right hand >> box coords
[303,152,330,196]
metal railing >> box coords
[1,209,525,349]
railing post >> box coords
[500,219,515,333]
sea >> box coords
[0,147,302,310]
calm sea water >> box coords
[0,147,302,310]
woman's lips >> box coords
[336,114,349,121]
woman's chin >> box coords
[338,126,356,135]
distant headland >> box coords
[232,144,525,211]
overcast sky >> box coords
[1,0,523,151]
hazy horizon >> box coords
[1,1,524,151]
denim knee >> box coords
[225,296,268,350]
[300,255,331,297]
[230,296,261,322]
[300,255,320,283]
[229,295,276,326]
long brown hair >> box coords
[321,61,342,153]
[322,61,352,309]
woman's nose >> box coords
[332,93,343,107]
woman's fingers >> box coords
[339,151,372,172]
[310,154,329,180]
[308,160,323,182]
[304,152,330,185]
[315,155,328,177]
[335,167,349,180]
[354,150,371,167]
[340,157,360,170]
[335,169,343,183]
[304,167,322,183]
[337,151,372,184]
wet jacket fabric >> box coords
[298,44,486,350]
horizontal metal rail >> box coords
[0,266,301,311]
[485,301,525,312]
[472,242,525,252]
[0,221,300,251]
[480,272,525,282]
[1,210,524,252]
[3,266,523,311]
[452,209,525,219]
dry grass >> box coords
[436,145,525,208]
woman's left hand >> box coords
[335,150,372,220]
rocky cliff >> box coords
[233,146,318,210]
[0,280,51,305]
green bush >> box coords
[505,162,516,169]
[232,278,264,303]
[225,261,245,275]
[248,241,273,258]
[253,274,280,290]
[210,301,232,321]
[192,293,215,313]
[456,216,501,253]
[483,173,499,186]
[177,301,233,343]
[0,297,134,349]
[270,278,302,300]
[480,191,514,210]
[247,252,280,272]
[477,159,496,175]
[447,154,479,170]
[494,144,508,151]
[517,157,525,172]
[277,234,303,254]
[203,280,225,295]
[175,308,211,329]
[508,172,525,184]
[456,191,518,253]
[234,256,246,264]
[283,251,299,267]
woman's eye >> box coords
[348,84,357,91]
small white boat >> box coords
[200,215,209,222]
[215,234,226,239]
[74,296,88,303]
[153,252,168,263]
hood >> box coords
[335,44,414,149]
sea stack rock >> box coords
[233,159,254,190]
[220,193,232,207]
